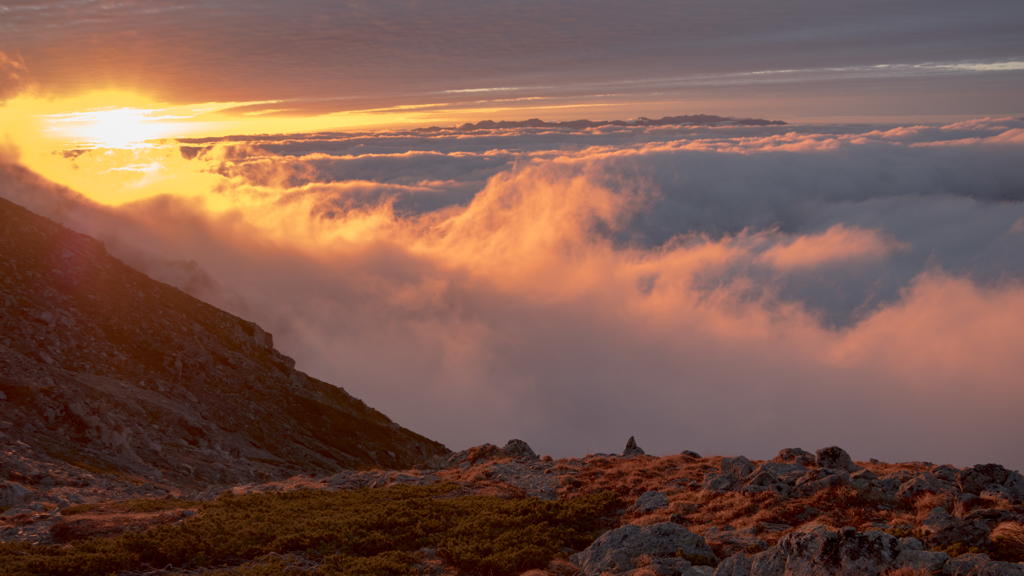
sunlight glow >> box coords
[44,107,185,148]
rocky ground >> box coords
[3,437,1023,575]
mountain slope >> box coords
[0,196,449,488]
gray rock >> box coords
[899,537,925,551]
[0,482,30,508]
[721,456,754,481]
[571,522,717,576]
[815,446,859,472]
[922,507,957,532]
[873,474,905,497]
[980,483,1016,503]
[682,450,702,459]
[894,549,950,574]
[959,464,1011,495]
[774,448,815,466]
[943,553,1024,576]
[703,526,769,556]
[632,491,670,514]
[793,468,851,496]
[714,553,752,576]
[502,439,538,459]
[623,437,646,458]
[703,473,735,492]
[1004,471,1024,501]
[628,556,713,576]
[745,462,808,488]
[928,516,992,548]
[932,465,960,483]
[749,524,900,576]
[897,472,942,499]
[749,546,787,576]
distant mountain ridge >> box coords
[0,197,449,490]
[414,114,787,133]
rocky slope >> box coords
[0,197,448,496]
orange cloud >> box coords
[758,225,906,270]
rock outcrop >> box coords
[571,522,717,576]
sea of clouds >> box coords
[3,118,1024,470]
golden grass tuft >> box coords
[991,521,1024,548]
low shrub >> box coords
[0,484,620,576]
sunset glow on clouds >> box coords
[4,118,1024,471]
[2,0,1024,470]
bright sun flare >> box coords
[44,107,177,148]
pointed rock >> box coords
[623,436,645,458]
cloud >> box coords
[758,225,906,270]
[2,1,1022,119]
[0,51,29,101]
[3,119,1024,472]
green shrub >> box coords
[0,484,620,576]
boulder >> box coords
[682,450,703,459]
[774,448,815,466]
[815,446,859,472]
[501,439,538,460]
[958,464,1011,495]
[980,483,1017,503]
[714,553,752,576]
[1004,471,1024,502]
[896,472,942,499]
[703,526,769,557]
[873,474,905,498]
[0,481,30,508]
[793,468,851,496]
[893,549,950,574]
[632,491,669,514]
[623,437,646,458]
[743,524,900,576]
[927,516,992,548]
[921,507,958,532]
[931,465,960,483]
[571,522,717,576]
[942,553,1024,576]
[720,456,754,481]
[746,462,807,488]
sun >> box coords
[44,106,180,148]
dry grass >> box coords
[991,522,1024,548]
[859,461,935,476]
[914,492,952,520]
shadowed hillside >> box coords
[0,196,449,491]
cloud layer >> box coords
[3,118,1024,471]
[2,1,1022,118]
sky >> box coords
[1,0,1023,471]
